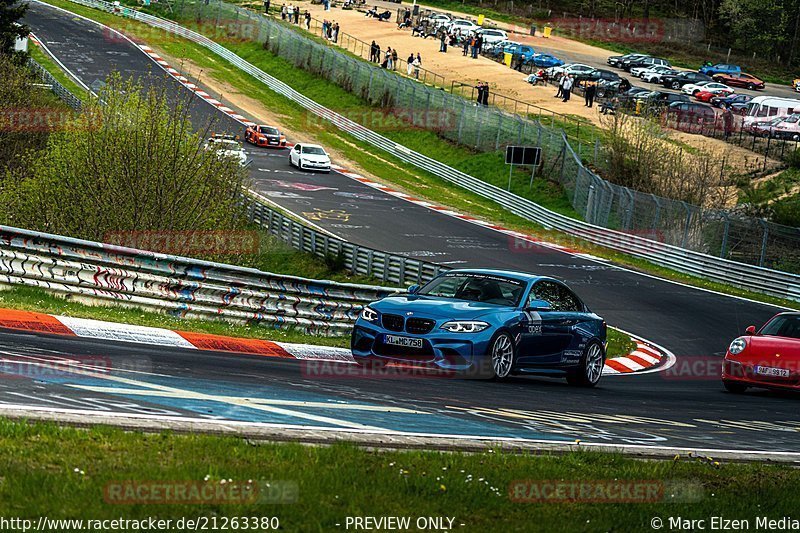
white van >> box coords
[743,96,800,126]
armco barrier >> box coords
[0,225,402,336]
[42,0,800,303]
[241,193,444,285]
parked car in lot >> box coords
[426,13,451,25]
[711,93,753,111]
[633,91,690,114]
[607,53,647,68]
[446,19,481,34]
[487,40,520,58]
[503,43,536,62]
[288,143,331,172]
[351,269,608,386]
[661,71,712,90]
[476,28,508,48]
[699,63,741,76]
[746,115,789,137]
[681,81,734,97]
[665,101,718,129]
[625,56,669,72]
[722,312,800,394]
[712,72,765,91]
[596,77,632,98]
[632,64,671,78]
[794,78,800,92]
[771,113,800,141]
[245,124,286,148]
[620,54,652,71]
[546,63,596,79]
[528,53,563,68]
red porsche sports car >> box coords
[694,90,718,103]
[722,312,800,393]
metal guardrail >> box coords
[0,224,403,335]
[241,194,444,285]
[27,58,83,111]
[51,0,800,303]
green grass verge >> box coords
[41,0,800,314]
[28,43,90,101]
[2,419,799,529]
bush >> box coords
[1,76,250,241]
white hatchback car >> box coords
[289,143,332,173]
[639,65,676,83]
[477,28,508,47]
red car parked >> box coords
[694,90,720,103]
[722,312,800,393]
[712,72,765,91]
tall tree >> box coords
[0,0,28,58]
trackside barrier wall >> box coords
[0,225,403,336]
[51,0,800,302]
[27,58,83,110]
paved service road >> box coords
[21,1,800,454]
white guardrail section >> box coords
[0,225,403,335]
[58,0,800,303]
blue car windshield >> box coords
[418,273,525,307]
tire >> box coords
[792,133,800,142]
[671,81,680,89]
[747,83,756,91]
[489,332,515,380]
[288,154,295,167]
[723,381,748,394]
[566,342,605,387]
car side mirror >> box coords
[407,284,420,294]
[745,325,756,335]
[525,299,552,311]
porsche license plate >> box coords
[384,335,423,349]
[755,365,790,378]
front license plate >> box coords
[384,335,423,349]
[755,365,790,378]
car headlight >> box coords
[360,306,378,322]
[440,321,490,333]
[728,337,747,355]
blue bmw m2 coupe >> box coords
[351,269,607,386]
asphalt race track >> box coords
[20,1,800,454]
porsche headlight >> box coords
[728,337,747,355]
[441,321,490,333]
[360,306,378,322]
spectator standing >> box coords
[375,43,382,63]
[481,82,490,106]
[555,75,565,98]
[475,82,485,105]
[475,34,483,57]
[322,20,329,39]
[412,53,421,79]
[562,74,573,102]
[294,7,300,24]
[407,52,414,76]
[385,47,393,69]
[391,48,398,70]
[280,3,286,20]
[462,37,469,56]
[723,108,734,139]
[439,32,447,53]
[263,0,270,14]
[369,41,377,62]
[305,11,311,30]
[332,22,339,43]
[584,78,597,108]
[323,0,329,11]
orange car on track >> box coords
[245,124,287,148]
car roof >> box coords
[444,268,545,283]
